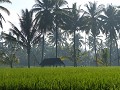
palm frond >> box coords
[0,21,3,29]
[0,6,10,15]
[32,33,42,45]
[2,33,16,41]
[35,0,43,6]
[9,22,27,43]
[30,28,38,41]
[0,0,11,3]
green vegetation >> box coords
[1,0,120,67]
[0,67,120,90]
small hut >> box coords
[40,58,65,67]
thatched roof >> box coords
[40,58,65,67]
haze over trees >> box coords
[1,0,120,68]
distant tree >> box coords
[97,48,109,66]
[0,32,19,68]
[70,33,84,51]
[47,30,67,48]
[88,35,103,51]
[31,45,42,66]
[0,51,19,68]
[101,48,109,66]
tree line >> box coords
[1,0,120,68]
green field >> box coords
[0,67,120,90]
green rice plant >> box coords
[0,67,120,89]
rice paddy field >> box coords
[0,67,120,90]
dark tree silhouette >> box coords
[2,9,41,68]
[32,0,54,61]
[84,1,104,66]
[100,5,120,65]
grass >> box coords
[0,67,120,90]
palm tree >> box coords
[32,0,55,61]
[100,5,120,65]
[52,0,68,58]
[88,35,103,51]
[0,0,11,29]
[2,9,41,68]
[63,3,85,67]
[32,0,68,59]
[70,3,80,67]
[84,1,104,66]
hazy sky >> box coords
[2,0,120,32]
[3,0,120,13]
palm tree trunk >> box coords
[41,35,44,61]
[10,60,13,68]
[109,39,112,66]
[85,33,87,52]
[27,45,31,68]
[73,30,77,67]
[94,36,98,66]
[32,52,40,65]
[88,34,91,50]
[115,39,119,66]
[55,22,58,58]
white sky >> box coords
[2,0,120,32]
